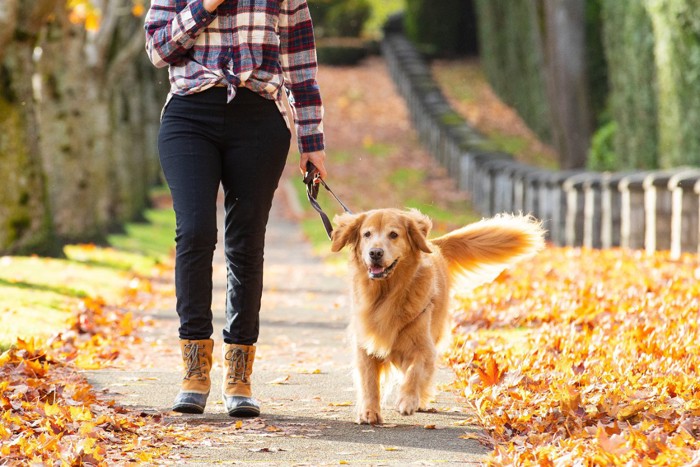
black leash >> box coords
[304,162,353,239]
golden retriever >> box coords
[331,209,545,425]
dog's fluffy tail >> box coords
[432,213,546,291]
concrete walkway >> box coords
[86,178,487,465]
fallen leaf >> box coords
[267,375,291,385]
[328,401,353,407]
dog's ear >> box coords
[405,209,432,253]
[331,212,365,252]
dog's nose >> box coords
[369,248,384,261]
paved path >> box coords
[87,178,487,465]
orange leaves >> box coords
[0,315,169,465]
[449,247,700,464]
[131,0,147,17]
[0,264,170,464]
[67,0,101,31]
[475,356,505,387]
[67,0,146,32]
[1,343,114,463]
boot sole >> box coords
[227,405,260,417]
[172,403,206,414]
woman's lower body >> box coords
[158,87,291,416]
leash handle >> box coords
[304,162,352,239]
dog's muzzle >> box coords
[367,258,399,279]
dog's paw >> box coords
[397,394,420,416]
[357,408,383,425]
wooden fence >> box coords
[381,31,700,258]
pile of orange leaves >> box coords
[449,247,700,465]
[0,279,171,464]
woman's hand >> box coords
[300,150,328,181]
[203,0,225,13]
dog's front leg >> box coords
[355,348,384,425]
[396,341,436,416]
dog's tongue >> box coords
[370,265,385,275]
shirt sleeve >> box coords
[144,0,217,69]
[279,0,325,153]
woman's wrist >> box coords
[203,0,223,13]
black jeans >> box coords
[158,87,291,345]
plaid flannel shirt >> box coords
[145,0,324,153]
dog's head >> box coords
[331,209,432,280]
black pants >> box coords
[158,87,290,345]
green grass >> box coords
[325,149,355,164]
[0,191,176,351]
[363,142,394,158]
[108,208,175,261]
[0,285,75,352]
[389,167,424,187]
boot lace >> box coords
[225,347,248,384]
[183,342,205,381]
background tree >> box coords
[0,0,58,255]
[0,0,164,255]
[473,0,700,170]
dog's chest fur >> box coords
[351,257,438,358]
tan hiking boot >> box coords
[222,343,260,417]
[172,339,213,414]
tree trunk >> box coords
[104,11,164,224]
[600,0,658,169]
[35,5,113,241]
[35,0,164,242]
[0,0,58,255]
[645,0,700,168]
[0,0,164,254]
[538,0,593,169]
[474,0,552,143]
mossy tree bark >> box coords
[0,0,165,254]
[0,0,58,255]
[644,0,700,168]
[36,1,164,241]
[600,0,658,169]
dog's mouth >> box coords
[367,258,399,279]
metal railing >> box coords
[382,32,700,258]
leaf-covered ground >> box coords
[0,287,173,464]
[0,202,182,464]
[448,247,700,465]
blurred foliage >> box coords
[587,119,618,171]
[473,0,700,170]
[599,0,658,170]
[67,0,146,31]
[308,0,373,65]
[644,0,700,168]
[308,0,371,38]
[473,0,552,143]
[404,0,478,57]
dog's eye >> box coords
[389,231,399,239]
[363,231,371,238]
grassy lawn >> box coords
[0,190,175,351]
